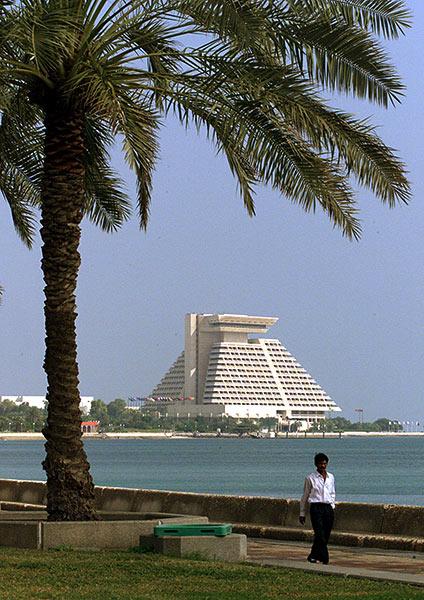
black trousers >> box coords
[308,503,334,564]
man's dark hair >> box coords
[314,453,329,465]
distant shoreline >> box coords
[0,431,423,441]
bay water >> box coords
[2,437,423,505]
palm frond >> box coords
[119,18,181,110]
[0,92,44,190]
[83,116,132,231]
[120,98,159,229]
[83,171,131,231]
[71,59,159,229]
[268,10,404,105]
[0,88,42,246]
[240,101,362,238]
[0,161,38,246]
[286,0,411,39]
[162,72,361,238]
[14,0,82,77]
[280,99,410,205]
[175,1,407,104]
[164,49,409,211]
[175,0,270,49]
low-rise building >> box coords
[81,420,100,433]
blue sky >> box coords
[1,2,423,422]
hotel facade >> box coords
[149,313,341,430]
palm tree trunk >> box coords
[40,100,97,520]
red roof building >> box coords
[81,421,100,433]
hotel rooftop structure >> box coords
[149,313,341,430]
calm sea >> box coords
[1,437,423,506]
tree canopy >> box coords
[0,0,411,242]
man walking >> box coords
[299,452,335,564]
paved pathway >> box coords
[247,539,424,586]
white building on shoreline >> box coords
[149,313,341,430]
[0,395,94,415]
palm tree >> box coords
[0,0,410,520]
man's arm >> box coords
[299,476,311,524]
[330,474,336,508]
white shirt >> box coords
[300,471,336,517]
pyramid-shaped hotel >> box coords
[148,313,341,429]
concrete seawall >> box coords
[0,479,424,548]
[94,487,424,542]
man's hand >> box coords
[299,516,306,525]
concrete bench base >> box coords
[140,533,247,562]
[0,516,208,550]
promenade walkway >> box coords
[247,539,424,586]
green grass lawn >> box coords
[0,547,422,600]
